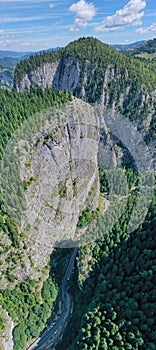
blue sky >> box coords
[0,0,156,51]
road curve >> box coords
[27,247,78,350]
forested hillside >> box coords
[0,86,72,349]
[13,37,156,140]
[14,37,156,90]
[57,192,156,350]
[127,38,156,61]
[0,87,72,159]
[14,50,61,87]
[0,57,20,88]
[0,37,155,350]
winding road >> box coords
[27,247,78,350]
[26,196,111,350]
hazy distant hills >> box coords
[0,47,61,59]
[0,50,30,59]
[127,38,156,61]
[1,39,156,88]
[0,47,61,87]
[112,40,146,51]
[0,41,145,59]
[0,37,155,350]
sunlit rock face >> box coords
[0,96,128,287]
[15,98,100,277]
[16,62,60,92]
[0,308,14,350]
[1,97,115,289]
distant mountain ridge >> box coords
[127,38,156,61]
[13,37,156,147]
[0,47,61,59]
[0,47,61,88]
[0,41,145,57]
[1,38,155,88]
[112,40,146,51]
[0,50,31,59]
[0,37,155,350]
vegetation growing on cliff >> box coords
[13,38,156,129]
[1,275,58,350]
[0,37,155,350]
[0,86,72,159]
[56,192,156,350]
[0,86,72,348]
[14,49,61,86]
[14,37,156,94]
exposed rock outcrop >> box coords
[0,98,103,287]
[0,308,14,350]
[14,54,155,137]
[16,61,59,92]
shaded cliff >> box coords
[1,37,155,350]
[14,37,156,135]
[0,98,102,288]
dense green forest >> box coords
[0,86,72,349]
[56,187,156,350]
[128,38,156,61]
[0,37,155,350]
[0,86,72,159]
[14,37,156,92]
[14,50,61,86]
[1,275,58,350]
[13,37,156,132]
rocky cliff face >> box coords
[0,68,14,88]
[16,61,59,92]
[0,308,14,350]
[0,97,118,350]
[15,57,119,103]
[15,56,83,94]
[20,98,100,270]
[0,98,103,288]
[14,55,155,135]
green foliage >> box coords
[77,207,101,228]
[99,168,138,194]
[128,38,156,61]
[0,314,5,331]
[58,199,156,350]
[0,85,72,348]
[145,108,156,143]
[13,37,156,127]
[0,86,72,160]
[23,176,38,191]
[59,184,67,198]
[0,213,19,247]
[77,167,135,230]
[1,276,58,350]
[14,50,61,86]
[0,86,72,244]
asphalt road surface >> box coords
[28,247,78,350]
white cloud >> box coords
[0,30,5,36]
[49,3,55,8]
[0,15,53,24]
[69,0,96,31]
[95,0,146,32]
[136,22,156,34]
